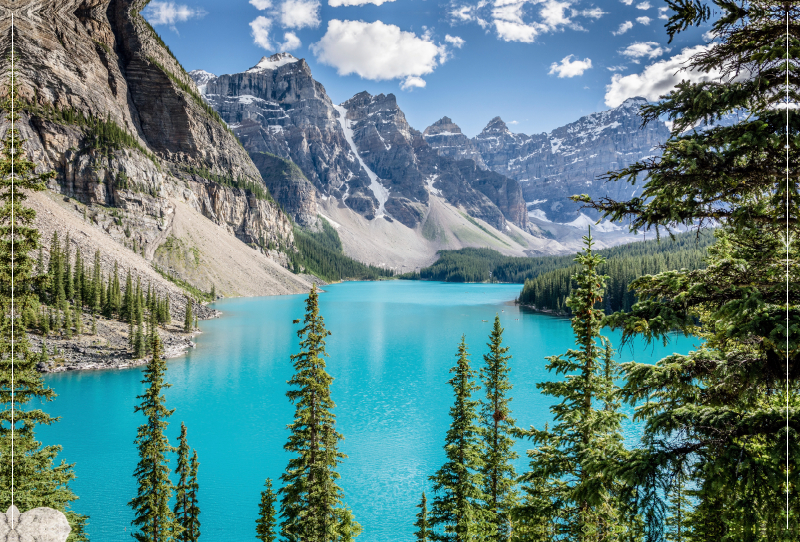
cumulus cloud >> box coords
[579,7,606,18]
[279,0,321,28]
[509,120,519,124]
[620,41,669,59]
[619,0,634,4]
[636,1,651,8]
[329,0,395,6]
[311,20,452,89]
[445,35,466,47]
[549,54,592,77]
[636,16,651,24]
[143,1,206,29]
[612,21,633,35]
[280,31,302,50]
[400,76,427,90]
[250,16,273,49]
[250,0,272,9]
[606,64,627,71]
[605,44,722,106]
[658,6,668,19]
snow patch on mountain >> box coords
[247,53,299,73]
[188,70,216,95]
[565,213,623,232]
[333,104,389,218]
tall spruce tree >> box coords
[479,316,517,541]
[184,297,192,333]
[186,450,200,542]
[429,336,487,542]
[257,478,277,542]
[279,285,358,542]
[129,332,181,542]
[516,232,628,542]
[414,491,429,542]
[0,52,88,540]
[175,422,191,542]
[575,0,800,538]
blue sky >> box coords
[143,0,715,136]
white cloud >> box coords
[703,29,718,41]
[619,0,634,4]
[636,1,651,8]
[620,41,669,59]
[451,0,601,43]
[143,1,206,28]
[250,0,272,9]
[579,7,606,18]
[509,120,519,124]
[400,76,427,91]
[549,54,592,77]
[605,44,724,106]
[311,20,450,87]
[636,16,651,24]
[279,0,321,29]
[329,0,395,6]
[445,35,466,47]
[612,21,633,35]
[658,6,669,19]
[279,31,302,50]
[250,16,273,49]
[606,64,627,71]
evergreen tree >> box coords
[72,303,82,335]
[414,491,429,542]
[64,235,73,302]
[91,250,101,313]
[186,450,200,542]
[175,422,192,542]
[516,232,627,541]
[429,336,487,542]
[129,332,181,542]
[184,297,193,333]
[279,285,358,542]
[479,316,517,540]
[63,305,72,339]
[123,269,133,322]
[0,54,87,539]
[257,478,277,542]
[576,0,800,537]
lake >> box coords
[39,281,700,541]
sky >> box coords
[141,0,716,137]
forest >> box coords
[288,219,395,282]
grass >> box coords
[152,263,213,302]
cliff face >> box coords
[2,0,297,289]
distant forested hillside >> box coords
[405,230,714,314]
[289,219,394,282]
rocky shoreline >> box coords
[29,309,221,373]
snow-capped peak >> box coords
[618,96,649,109]
[247,53,299,73]
[188,70,217,95]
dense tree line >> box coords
[411,230,713,284]
[289,219,394,282]
[517,239,710,314]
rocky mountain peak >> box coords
[618,96,649,109]
[423,116,463,137]
[482,116,510,134]
[188,70,217,94]
[247,52,301,73]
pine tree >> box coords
[279,285,358,542]
[174,422,192,542]
[63,305,72,339]
[576,1,800,537]
[72,303,82,335]
[91,250,101,313]
[516,232,627,541]
[0,53,87,539]
[479,316,517,541]
[184,297,192,333]
[129,332,181,542]
[414,491,430,542]
[186,450,201,542]
[429,336,487,542]
[123,269,133,322]
[257,478,277,542]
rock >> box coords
[423,116,486,168]
[0,505,71,542]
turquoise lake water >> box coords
[39,281,700,541]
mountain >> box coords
[10,0,311,298]
[423,97,671,223]
[190,56,528,232]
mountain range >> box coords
[8,0,672,300]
